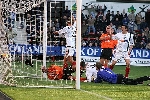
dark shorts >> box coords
[116,74,138,85]
[116,74,124,84]
[100,48,113,60]
[62,66,75,80]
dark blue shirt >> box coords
[94,68,117,84]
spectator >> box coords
[88,42,93,47]
[81,10,85,23]
[82,42,86,47]
[121,9,127,19]
[55,19,60,31]
[116,25,122,33]
[94,37,100,45]
[60,16,67,28]
[81,38,87,47]
[140,18,148,31]
[141,32,147,44]
[99,16,108,32]
[146,42,150,50]
[113,17,121,29]
[96,4,107,15]
[122,17,129,26]
[110,11,115,22]
[63,6,71,18]
[60,41,65,46]
[87,15,96,34]
[114,11,122,22]
[128,10,135,22]
[135,12,142,30]
[143,27,150,42]
[96,11,104,22]
[87,5,97,18]
[110,22,116,32]
[128,21,137,33]
[81,21,88,35]
[106,10,111,24]
[134,41,145,49]
[85,37,92,45]
[95,11,104,32]
[94,42,99,47]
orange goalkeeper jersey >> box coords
[47,65,63,80]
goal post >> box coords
[76,0,82,90]
[43,0,48,81]
[0,0,83,89]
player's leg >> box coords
[104,59,109,68]
[68,47,75,64]
[100,49,105,66]
[100,48,112,68]
[116,74,138,85]
[100,58,105,66]
[116,74,124,84]
[63,48,69,68]
[86,69,92,82]
[104,48,113,67]
[92,67,97,81]
[109,60,117,70]
[63,47,75,68]
[124,52,131,78]
[109,50,121,70]
[134,76,150,84]
[123,76,150,85]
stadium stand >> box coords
[1,1,150,49]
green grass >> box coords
[0,62,150,100]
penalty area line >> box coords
[80,89,112,100]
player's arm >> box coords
[99,34,111,41]
[72,16,76,23]
[128,45,133,54]
[94,73,102,83]
[128,34,135,54]
[53,29,62,34]
[54,28,66,35]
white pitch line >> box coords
[80,89,112,100]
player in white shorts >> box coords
[109,25,134,78]
[85,62,97,82]
[54,18,76,68]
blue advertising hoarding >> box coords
[8,44,150,59]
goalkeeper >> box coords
[41,61,86,81]
[94,62,150,85]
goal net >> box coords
[0,0,81,89]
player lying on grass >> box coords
[41,61,86,81]
[94,62,150,85]
[84,62,97,82]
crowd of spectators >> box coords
[2,1,150,50]
[80,3,150,49]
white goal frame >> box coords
[42,0,82,89]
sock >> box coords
[72,61,76,66]
[125,67,130,78]
[109,65,114,70]
[63,63,68,68]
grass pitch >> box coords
[0,62,150,100]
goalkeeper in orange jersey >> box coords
[41,61,86,81]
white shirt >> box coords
[58,21,76,47]
[113,32,134,51]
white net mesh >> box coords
[0,0,77,88]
